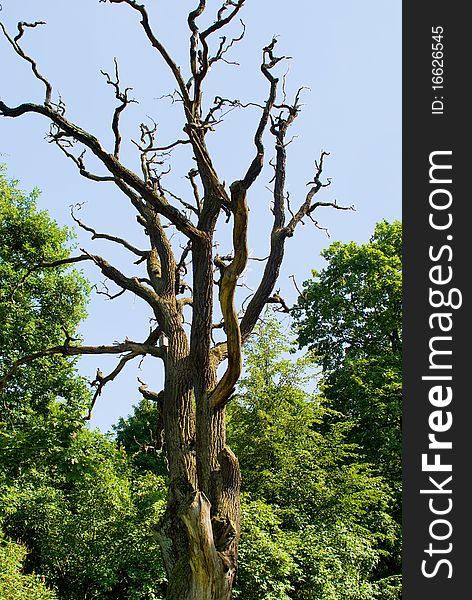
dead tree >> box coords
[0,2,351,599]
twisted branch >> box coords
[210,180,248,407]
[101,57,138,157]
[0,20,52,104]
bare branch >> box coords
[29,234,158,327]
[0,100,202,240]
[186,168,203,214]
[36,255,91,269]
[113,177,147,218]
[87,352,138,419]
[161,187,200,217]
[0,21,52,104]
[70,204,148,258]
[6,254,92,302]
[51,140,115,182]
[267,86,305,230]
[101,57,138,157]
[201,1,246,40]
[290,274,306,300]
[175,241,193,296]
[138,379,163,403]
[93,280,127,300]
[146,139,191,153]
[132,117,158,154]
[286,152,353,235]
[101,0,192,113]
[202,95,241,129]
[188,0,207,94]
[241,37,288,190]
[80,247,161,308]
[0,338,164,394]
[239,149,348,345]
[176,241,192,276]
[139,202,178,299]
[267,292,290,313]
[178,297,193,309]
[249,254,269,262]
[208,20,245,68]
[187,1,246,117]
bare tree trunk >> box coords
[156,321,240,600]
[162,489,238,600]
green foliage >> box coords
[294,220,402,371]
[1,172,401,599]
[1,432,167,599]
[0,166,90,423]
[114,398,168,477]
[324,356,402,487]
[0,167,167,599]
[235,497,298,600]
[227,319,322,507]
[229,315,401,599]
[292,221,402,582]
[292,521,399,600]
[0,531,57,599]
[292,221,402,483]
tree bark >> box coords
[155,314,240,600]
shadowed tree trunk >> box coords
[0,2,352,598]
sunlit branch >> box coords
[209,179,248,408]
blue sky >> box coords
[0,0,401,432]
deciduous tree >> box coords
[228,315,401,599]
[293,220,402,578]
[0,532,57,600]
[0,166,90,428]
[293,220,402,482]
[0,169,167,599]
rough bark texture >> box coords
[0,3,352,598]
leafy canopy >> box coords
[0,166,90,422]
[294,220,402,371]
[292,220,402,481]
[0,168,167,599]
[228,315,400,600]
[292,221,402,580]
